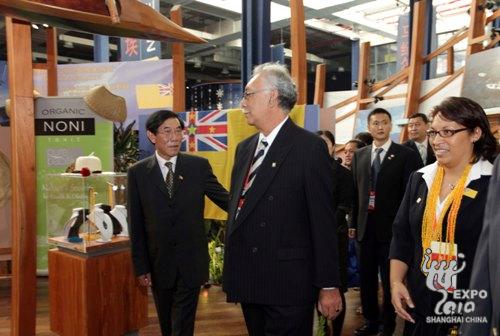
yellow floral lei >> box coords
[421,163,472,263]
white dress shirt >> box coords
[155,151,178,180]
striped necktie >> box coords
[242,139,268,197]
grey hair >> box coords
[252,62,297,113]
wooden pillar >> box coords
[171,5,186,113]
[5,17,37,336]
[467,0,486,56]
[313,64,326,107]
[356,42,371,112]
[46,27,58,96]
[446,47,454,75]
[289,0,307,105]
[402,0,426,141]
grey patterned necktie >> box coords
[371,147,383,189]
[418,143,426,164]
[165,161,174,198]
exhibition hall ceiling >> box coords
[0,0,472,82]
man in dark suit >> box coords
[351,108,420,336]
[403,112,436,167]
[460,155,500,336]
[128,110,228,336]
[223,62,342,335]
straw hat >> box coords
[5,90,41,118]
[0,150,11,208]
[83,86,127,122]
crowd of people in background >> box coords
[316,97,498,336]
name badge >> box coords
[463,188,477,199]
[430,241,458,261]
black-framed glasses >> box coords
[242,88,271,100]
[426,128,468,138]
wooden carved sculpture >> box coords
[0,0,206,43]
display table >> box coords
[48,246,148,336]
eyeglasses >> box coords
[157,128,184,138]
[242,88,272,100]
[426,128,468,139]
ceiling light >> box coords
[31,24,39,29]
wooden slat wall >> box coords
[289,0,307,105]
[171,5,186,113]
[5,17,37,336]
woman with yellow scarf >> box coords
[389,97,497,336]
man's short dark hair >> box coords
[367,108,392,124]
[145,110,185,134]
[354,132,373,146]
[408,112,429,124]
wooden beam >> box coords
[486,10,500,23]
[402,0,426,142]
[32,63,49,70]
[469,34,490,46]
[381,93,407,100]
[313,64,326,107]
[370,67,408,92]
[423,30,467,63]
[336,109,357,123]
[485,35,500,50]
[332,95,357,110]
[356,42,371,111]
[5,17,37,336]
[374,74,407,98]
[358,93,407,105]
[46,27,58,96]
[466,0,486,56]
[0,247,12,255]
[289,0,307,105]
[446,47,454,76]
[358,97,375,104]
[170,5,185,113]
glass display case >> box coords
[44,172,129,254]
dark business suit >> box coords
[403,139,436,167]
[223,119,340,335]
[331,160,355,336]
[351,142,420,332]
[128,153,228,336]
[460,156,500,336]
[390,162,491,336]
